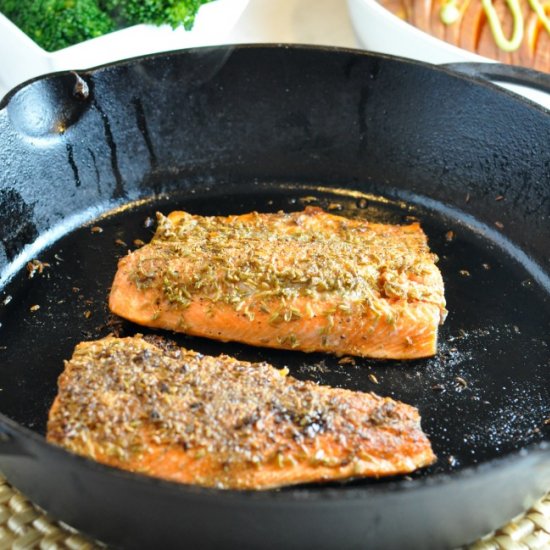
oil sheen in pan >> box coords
[0,183,548,487]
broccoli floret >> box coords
[103,0,211,31]
[0,0,212,52]
[0,0,115,52]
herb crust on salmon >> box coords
[47,335,436,489]
[109,207,446,359]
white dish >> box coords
[0,0,250,99]
[346,0,550,110]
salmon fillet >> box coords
[47,335,436,489]
[109,207,446,359]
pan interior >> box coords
[0,182,548,486]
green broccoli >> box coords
[103,0,211,31]
[1,0,115,52]
[0,0,213,52]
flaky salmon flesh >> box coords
[109,207,446,359]
[47,336,436,489]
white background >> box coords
[227,0,358,48]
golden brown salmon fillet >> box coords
[47,336,436,489]
[109,207,446,359]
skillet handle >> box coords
[442,62,550,109]
[443,62,550,94]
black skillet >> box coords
[0,45,548,550]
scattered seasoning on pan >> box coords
[444,230,454,242]
[494,221,504,230]
[455,376,468,389]
[2,295,12,306]
[465,193,471,203]
[84,310,92,319]
[106,314,126,337]
[431,384,445,392]
[115,239,128,247]
[521,279,533,288]
[72,287,80,293]
[29,305,40,312]
[356,198,368,209]
[338,357,356,365]
[143,216,155,229]
[327,202,343,211]
[299,361,331,375]
[459,270,470,277]
[447,455,459,467]
[54,254,64,262]
[368,373,379,384]
[133,239,146,248]
[482,263,491,270]
[495,195,504,201]
[91,226,103,234]
[300,196,318,204]
[27,259,50,279]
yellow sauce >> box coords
[482,0,524,51]
[438,0,550,52]
[528,0,550,34]
[440,0,462,24]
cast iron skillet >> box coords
[0,45,548,550]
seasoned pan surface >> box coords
[0,45,548,549]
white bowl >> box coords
[346,0,550,109]
[347,0,492,64]
[0,0,250,98]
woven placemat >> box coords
[0,474,548,549]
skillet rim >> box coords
[0,43,548,503]
[1,42,550,112]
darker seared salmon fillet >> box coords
[109,207,446,359]
[47,336,436,489]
